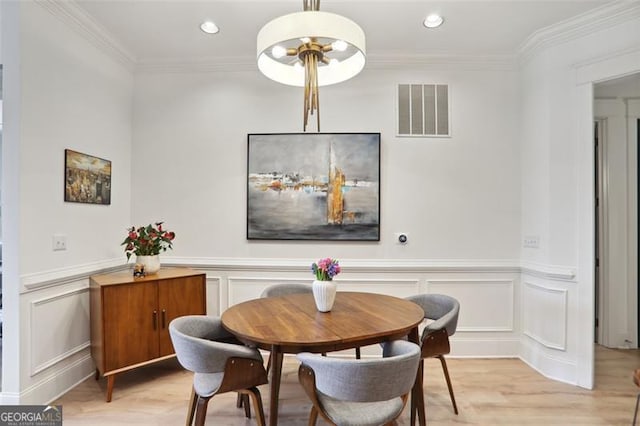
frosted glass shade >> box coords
[257,11,366,87]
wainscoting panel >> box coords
[522,281,568,351]
[427,279,515,332]
[29,287,90,376]
[334,278,420,297]
[205,275,221,316]
[13,258,584,405]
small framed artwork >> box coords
[247,133,380,241]
[64,149,112,205]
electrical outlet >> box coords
[394,232,409,245]
[53,234,67,251]
[523,235,540,248]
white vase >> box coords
[312,279,337,312]
[136,254,161,274]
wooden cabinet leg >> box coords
[95,368,100,380]
[106,375,115,402]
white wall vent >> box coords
[397,84,450,137]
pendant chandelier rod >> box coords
[303,0,320,11]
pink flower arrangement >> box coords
[311,257,341,281]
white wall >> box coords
[3,0,637,404]
[519,6,640,388]
[132,65,521,262]
[1,1,133,403]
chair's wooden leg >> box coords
[243,393,251,419]
[411,358,425,426]
[95,368,100,380]
[194,396,210,426]
[247,387,266,426]
[186,387,197,426]
[236,392,243,409]
[634,393,640,426]
[355,347,361,359]
[410,386,416,426]
[438,355,458,415]
[308,406,319,426]
[410,396,416,426]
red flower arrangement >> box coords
[121,222,175,261]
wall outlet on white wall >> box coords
[523,235,540,248]
[53,234,67,251]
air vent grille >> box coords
[398,84,450,137]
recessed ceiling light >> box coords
[200,21,219,34]
[423,14,444,29]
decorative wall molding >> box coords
[428,279,515,332]
[168,257,522,274]
[38,0,637,78]
[522,281,568,351]
[520,338,577,385]
[30,287,90,376]
[518,1,640,65]
[574,46,640,85]
[13,256,573,402]
[19,257,574,291]
[21,258,126,292]
[205,276,222,316]
[222,276,421,307]
[520,261,576,281]
[18,355,94,405]
[36,0,136,70]
[136,57,256,74]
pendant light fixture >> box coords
[257,0,366,131]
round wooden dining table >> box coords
[221,291,426,426]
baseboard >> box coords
[520,337,578,386]
[18,354,95,405]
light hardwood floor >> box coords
[55,345,640,425]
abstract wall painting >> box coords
[247,133,380,240]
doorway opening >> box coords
[594,73,640,350]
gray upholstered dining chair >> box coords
[296,340,421,426]
[407,293,460,420]
[260,282,314,298]
[169,315,268,426]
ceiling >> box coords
[74,0,614,65]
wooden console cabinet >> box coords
[90,267,206,402]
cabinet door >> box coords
[102,281,159,372]
[157,275,206,356]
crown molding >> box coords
[518,0,640,65]
[135,56,257,74]
[135,52,517,74]
[36,0,136,71]
[365,53,517,71]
